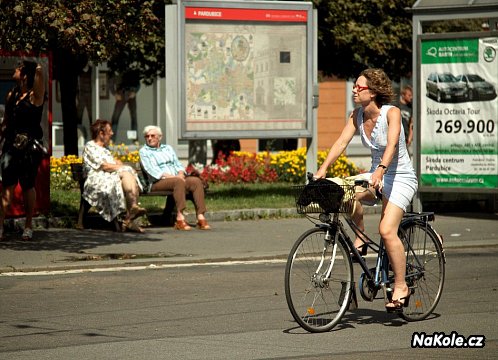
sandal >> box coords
[22,228,33,241]
[174,219,192,231]
[196,219,211,230]
[385,289,412,313]
[129,205,146,221]
[123,220,145,233]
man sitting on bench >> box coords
[139,125,211,231]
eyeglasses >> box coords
[353,85,369,93]
[145,134,158,138]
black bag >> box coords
[138,162,152,194]
[297,178,345,213]
[13,133,30,151]
[12,133,48,157]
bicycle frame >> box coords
[341,216,393,298]
[314,211,437,304]
[312,213,391,302]
[286,177,445,331]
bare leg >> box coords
[352,189,377,249]
[379,199,409,306]
[120,171,140,212]
[119,171,145,232]
[0,185,15,236]
[22,187,36,230]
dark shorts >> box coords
[0,150,41,190]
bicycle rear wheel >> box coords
[399,221,445,321]
[284,227,353,332]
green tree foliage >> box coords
[313,0,416,81]
[423,19,486,34]
[0,0,165,83]
[0,0,166,155]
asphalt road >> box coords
[0,246,497,359]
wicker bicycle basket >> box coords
[293,180,355,214]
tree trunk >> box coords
[54,49,82,156]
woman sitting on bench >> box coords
[82,119,146,232]
[139,125,210,231]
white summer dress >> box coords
[356,104,418,211]
[82,141,142,222]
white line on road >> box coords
[0,258,287,277]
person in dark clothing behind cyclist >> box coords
[397,85,413,148]
[0,60,46,241]
[315,68,418,312]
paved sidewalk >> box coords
[1,210,497,273]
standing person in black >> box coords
[0,60,45,241]
[398,85,413,148]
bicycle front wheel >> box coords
[399,221,445,321]
[284,227,353,333]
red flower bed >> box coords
[186,153,278,184]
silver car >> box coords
[426,73,468,102]
[456,74,497,101]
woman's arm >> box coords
[83,143,121,173]
[100,161,125,172]
[32,64,45,107]
[167,145,186,175]
[316,109,358,178]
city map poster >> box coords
[420,36,498,189]
[184,7,308,133]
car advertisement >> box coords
[420,36,498,189]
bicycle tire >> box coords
[284,227,353,332]
[398,220,445,321]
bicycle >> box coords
[284,175,446,333]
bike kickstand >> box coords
[348,284,359,310]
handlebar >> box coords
[309,172,368,186]
[306,172,381,201]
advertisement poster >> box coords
[420,36,498,189]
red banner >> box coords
[185,7,308,22]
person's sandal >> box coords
[129,205,146,221]
[123,220,145,233]
[174,220,192,231]
[197,219,211,230]
[22,228,33,241]
[385,289,412,313]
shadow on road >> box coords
[0,228,165,254]
[282,309,442,334]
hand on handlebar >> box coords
[311,169,327,181]
[369,178,383,192]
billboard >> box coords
[419,33,498,191]
[179,1,314,139]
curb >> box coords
[4,206,383,230]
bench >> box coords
[70,163,197,230]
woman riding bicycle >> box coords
[315,68,418,312]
